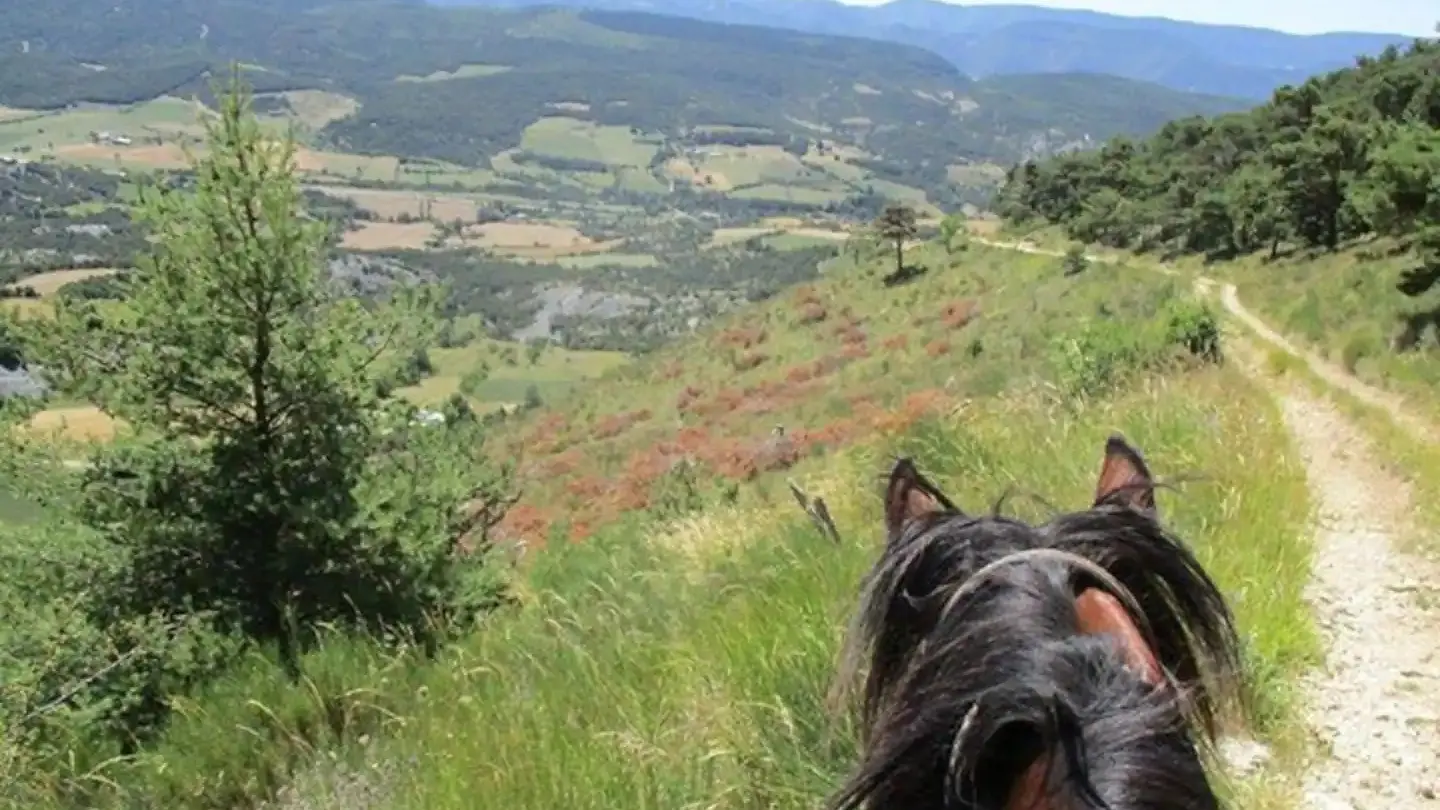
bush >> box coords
[1050,297,1222,398]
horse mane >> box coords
[829,551,1218,810]
[828,436,1246,810]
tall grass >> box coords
[44,365,1316,810]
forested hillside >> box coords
[435,0,1415,99]
[0,0,1249,207]
[997,41,1440,284]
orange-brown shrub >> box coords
[676,385,704,413]
[797,302,828,325]
[732,351,769,372]
[592,408,652,440]
[719,326,769,349]
[925,340,951,357]
[883,333,910,352]
[941,299,980,330]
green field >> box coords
[397,338,630,409]
[520,117,659,167]
[394,64,512,83]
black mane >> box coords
[829,497,1246,810]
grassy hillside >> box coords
[0,0,1253,209]
[996,39,1440,412]
[2,234,1320,810]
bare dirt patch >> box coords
[663,157,732,191]
[276,90,359,130]
[27,407,119,442]
[8,268,120,296]
[460,222,621,258]
[340,222,437,251]
[310,185,479,222]
[56,142,190,168]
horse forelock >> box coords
[830,504,1236,810]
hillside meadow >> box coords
[11,325,1320,810]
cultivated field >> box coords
[339,221,438,251]
[5,268,121,296]
[457,221,624,259]
[397,337,630,409]
[308,185,484,222]
[394,64,512,83]
[520,117,658,167]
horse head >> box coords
[829,434,1247,810]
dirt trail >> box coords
[977,235,1440,801]
[1209,279,1438,441]
[1270,385,1440,808]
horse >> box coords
[828,435,1248,810]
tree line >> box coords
[996,39,1440,300]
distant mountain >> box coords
[0,0,1249,209]
[429,0,1417,99]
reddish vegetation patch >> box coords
[593,408,652,440]
[496,503,552,547]
[676,385,704,413]
[883,334,910,352]
[732,352,769,372]
[941,299,980,330]
[836,323,868,346]
[719,326,769,350]
[798,302,828,325]
[841,342,870,360]
[925,340,951,357]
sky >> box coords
[836,0,1436,36]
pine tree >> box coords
[875,203,919,277]
[21,75,513,676]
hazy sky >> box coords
[837,0,1436,36]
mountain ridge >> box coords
[428,0,1418,98]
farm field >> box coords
[394,64,512,83]
[5,268,122,296]
[519,117,659,167]
[396,338,630,410]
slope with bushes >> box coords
[3,218,1321,810]
[996,39,1440,413]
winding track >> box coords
[975,235,1440,805]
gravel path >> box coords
[975,233,1440,802]
[1273,391,1440,808]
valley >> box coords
[2,4,1440,810]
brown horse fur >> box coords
[828,434,1247,810]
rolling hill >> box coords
[431,0,1419,99]
[0,0,1250,209]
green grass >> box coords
[761,231,846,251]
[520,117,659,167]
[67,361,1316,810]
[0,98,205,153]
[0,486,42,524]
[555,252,658,269]
[730,183,848,206]
[397,338,630,409]
[6,238,1324,810]
[691,146,811,188]
[393,64,512,83]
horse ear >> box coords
[1094,434,1157,514]
[885,457,959,536]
